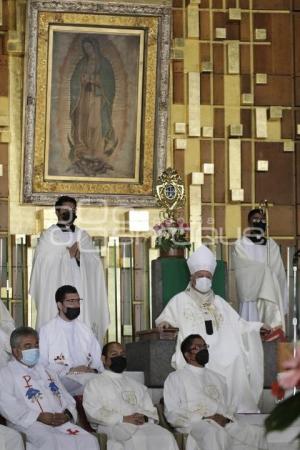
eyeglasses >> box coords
[63,298,83,305]
[189,344,209,352]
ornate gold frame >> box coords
[23,1,171,206]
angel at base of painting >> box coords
[68,37,118,177]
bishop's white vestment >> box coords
[83,369,179,450]
[39,315,103,394]
[164,364,268,450]
[0,360,99,450]
[29,225,109,342]
[0,299,15,368]
[233,237,288,329]
[156,286,263,413]
[0,425,24,450]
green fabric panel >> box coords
[160,258,226,306]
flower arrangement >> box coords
[153,217,191,252]
[265,347,300,434]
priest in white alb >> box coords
[0,326,99,450]
[29,195,109,342]
[156,245,270,413]
[39,285,103,395]
[164,334,268,450]
[0,298,15,368]
[83,341,179,450]
[233,208,288,329]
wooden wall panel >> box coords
[295,77,300,106]
[0,56,8,96]
[199,0,210,8]
[214,206,225,235]
[294,0,300,11]
[0,200,8,231]
[226,19,240,41]
[214,141,225,203]
[268,206,295,236]
[212,0,223,8]
[294,14,300,75]
[296,143,300,201]
[214,108,225,138]
[200,43,210,64]
[240,74,251,93]
[200,140,212,203]
[200,11,210,40]
[173,9,184,38]
[174,148,185,182]
[202,205,213,237]
[240,0,249,8]
[226,0,236,8]
[281,109,294,139]
[0,144,8,198]
[240,45,250,74]
[173,0,183,6]
[240,13,250,42]
[213,12,226,30]
[254,76,293,106]
[295,110,300,139]
[241,109,252,138]
[173,60,184,104]
[213,75,224,105]
[201,74,211,104]
[241,141,252,203]
[255,142,295,205]
[213,44,224,74]
[253,0,291,10]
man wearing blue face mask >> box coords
[156,245,269,414]
[164,334,268,450]
[39,285,103,395]
[83,341,179,450]
[0,326,100,450]
[233,208,288,330]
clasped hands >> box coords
[204,413,232,428]
[123,413,146,426]
[37,412,69,427]
[67,242,80,261]
[68,365,96,375]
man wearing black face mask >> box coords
[164,334,268,450]
[30,195,109,344]
[83,342,179,450]
[233,208,288,330]
[39,285,103,395]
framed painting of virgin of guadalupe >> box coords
[23,1,171,206]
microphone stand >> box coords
[292,250,300,395]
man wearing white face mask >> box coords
[0,326,100,450]
[156,245,270,413]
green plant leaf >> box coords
[265,392,300,434]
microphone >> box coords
[205,320,213,335]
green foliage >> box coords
[265,392,300,435]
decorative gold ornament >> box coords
[155,168,186,219]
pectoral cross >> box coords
[66,429,79,435]
[23,375,32,388]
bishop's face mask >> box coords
[60,210,77,224]
[251,219,266,234]
[21,348,40,367]
[65,307,80,321]
[110,356,127,373]
[195,348,209,366]
[195,277,212,293]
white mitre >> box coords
[187,245,217,275]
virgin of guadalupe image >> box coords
[68,37,118,176]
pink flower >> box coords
[176,217,185,226]
[153,224,161,233]
[278,347,300,389]
[163,219,173,228]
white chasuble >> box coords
[29,225,109,343]
[0,361,99,450]
[164,365,268,450]
[156,286,263,413]
[83,370,179,450]
[233,237,288,329]
[0,299,15,368]
[0,425,24,450]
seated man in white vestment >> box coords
[0,425,24,450]
[0,326,99,450]
[233,208,288,329]
[0,298,15,368]
[39,285,103,395]
[156,245,271,413]
[29,195,109,343]
[83,341,179,450]
[164,334,268,450]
